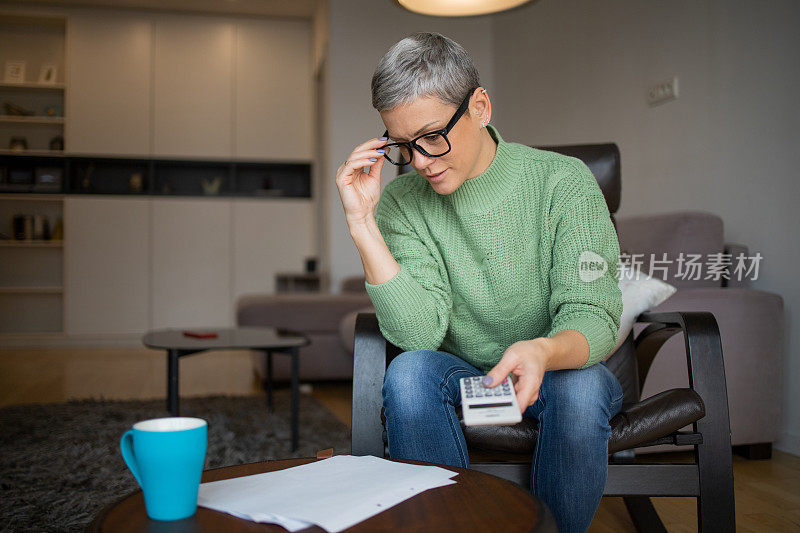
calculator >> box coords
[459,375,522,426]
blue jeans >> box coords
[382,349,623,533]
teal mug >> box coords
[120,417,208,521]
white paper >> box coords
[197,455,458,532]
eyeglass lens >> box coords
[385,133,450,165]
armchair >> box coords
[350,143,735,532]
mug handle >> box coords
[120,430,143,487]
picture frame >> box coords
[38,64,58,84]
[4,60,26,83]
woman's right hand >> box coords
[335,137,387,226]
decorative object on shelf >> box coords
[3,101,35,116]
[80,162,94,192]
[38,64,57,84]
[49,135,64,151]
[129,172,143,193]
[1,168,33,192]
[12,214,33,240]
[34,167,62,192]
[9,137,28,151]
[3,60,25,83]
[305,257,318,274]
[32,214,45,239]
[43,104,62,117]
[8,168,32,187]
[161,180,172,194]
[201,176,222,195]
[51,217,63,241]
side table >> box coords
[142,326,309,451]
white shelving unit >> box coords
[0,14,66,336]
[0,10,316,343]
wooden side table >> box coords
[88,457,556,532]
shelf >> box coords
[0,82,65,91]
[0,153,312,198]
[0,240,62,247]
[0,115,64,124]
[0,286,63,294]
[0,149,64,156]
[0,194,64,201]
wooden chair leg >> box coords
[637,312,735,532]
[697,435,736,532]
[623,496,667,533]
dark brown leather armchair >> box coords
[351,143,735,532]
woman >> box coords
[335,32,623,533]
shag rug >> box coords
[0,391,351,532]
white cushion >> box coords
[610,262,677,355]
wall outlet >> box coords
[647,76,679,106]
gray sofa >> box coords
[616,211,783,454]
[236,279,370,382]
[236,209,783,453]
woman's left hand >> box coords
[483,339,552,413]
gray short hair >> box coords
[371,32,481,112]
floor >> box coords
[0,347,260,407]
[2,349,799,531]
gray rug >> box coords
[0,391,351,533]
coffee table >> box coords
[87,457,556,532]
[142,326,309,450]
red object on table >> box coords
[182,330,218,339]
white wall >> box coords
[322,0,495,293]
[490,0,800,453]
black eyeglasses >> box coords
[381,87,478,166]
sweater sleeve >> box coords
[363,187,452,352]
[545,167,623,368]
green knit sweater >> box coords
[364,125,622,371]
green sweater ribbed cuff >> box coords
[548,313,618,368]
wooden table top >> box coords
[142,326,309,351]
[88,457,553,532]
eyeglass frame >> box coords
[380,86,480,166]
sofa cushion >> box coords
[616,211,724,289]
[612,262,677,354]
[237,293,371,333]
